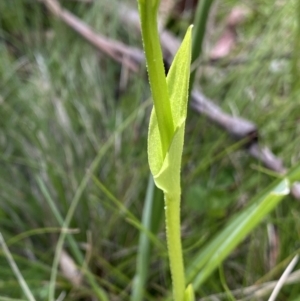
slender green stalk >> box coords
[0,233,36,301]
[138,0,174,156]
[131,176,156,301]
[92,175,164,251]
[165,194,185,301]
[130,175,164,301]
[189,0,215,92]
[37,177,107,301]
[219,264,236,301]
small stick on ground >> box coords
[41,0,143,72]
[268,255,299,301]
[197,268,300,300]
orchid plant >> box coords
[137,1,194,300]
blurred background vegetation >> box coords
[0,0,300,300]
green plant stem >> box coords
[138,0,174,156]
[189,0,215,93]
[165,193,185,301]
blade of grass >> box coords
[130,175,164,301]
[186,173,296,290]
[187,159,300,285]
[92,175,165,252]
[37,176,107,300]
[36,177,83,262]
[188,136,253,181]
[7,227,79,246]
[189,0,215,92]
[219,264,236,301]
[0,233,36,301]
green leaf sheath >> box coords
[148,26,193,194]
[138,0,174,157]
[184,284,195,301]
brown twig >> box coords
[190,90,257,140]
[41,0,143,72]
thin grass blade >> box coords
[186,177,292,290]
[130,175,164,301]
[0,233,36,301]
